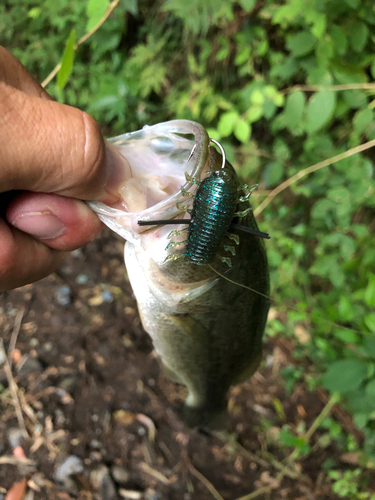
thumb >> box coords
[0,82,130,203]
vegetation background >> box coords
[1,0,375,497]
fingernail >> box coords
[103,142,132,202]
[11,212,66,240]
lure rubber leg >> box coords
[177,201,192,214]
[167,227,189,239]
[238,184,258,202]
[185,172,202,185]
[219,256,232,267]
[181,187,195,198]
[165,240,187,250]
[164,253,185,264]
[224,245,236,256]
[226,233,240,245]
[235,207,253,217]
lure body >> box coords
[186,168,239,265]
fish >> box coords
[88,120,270,427]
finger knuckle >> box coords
[79,111,105,187]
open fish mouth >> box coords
[88,120,212,253]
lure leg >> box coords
[167,227,189,239]
[165,240,187,250]
[234,207,253,217]
[177,201,192,214]
[185,172,202,185]
[219,256,232,267]
[238,183,258,202]
[181,187,195,198]
[224,245,236,256]
[226,233,240,245]
[164,253,185,264]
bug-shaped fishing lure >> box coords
[138,139,269,266]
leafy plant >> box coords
[2,0,375,494]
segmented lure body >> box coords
[186,168,239,265]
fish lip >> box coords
[88,120,210,243]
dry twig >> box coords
[8,308,25,371]
[41,0,120,88]
[0,339,28,438]
[187,461,225,500]
[254,138,375,216]
[282,82,375,94]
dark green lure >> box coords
[185,168,239,265]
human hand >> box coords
[0,46,130,291]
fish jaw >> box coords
[88,120,210,248]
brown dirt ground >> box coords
[0,229,361,499]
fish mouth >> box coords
[88,120,210,246]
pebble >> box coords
[102,290,114,302]
[91,465,117,500]
[8,428,24,448]
[55,455,84,483]
[90,439,102,450]
[55,286,72,306]
[111,465,131,485]
[76,274,89,285]
[17,354,42,379]
[58,375,77,393]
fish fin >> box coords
[183,404,230,430]
[234,351,262,384]
[160,360,184,384]
[166,314,207,342]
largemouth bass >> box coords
[89,120,270,427]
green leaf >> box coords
[287,32,317,58]
[306,91,336,134]
[330,25,348,56]
[238,0,256,12]
[284,91,305,130]
[86,0,110,32]
[343,0,360,7]
[323,359,368,393]
[27,7,41,19]
[366,379,375,397]
[218,111,238,137]
[365,274,375,307]
[234,119,251,143]
[365,314,375,333]
[349,21,369,53]
[57,29,76,90]
[263,161,284,187]
[333,329,359,344]
[353,108,373,135]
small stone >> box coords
[58,376,77,393]
[102,290,113,303]
[17,355,42,379]
[90,439,102,450]
[8,428,24,448]
[76,274,89,285]
[91,465,117,500]
[111,465,131,485]
[145,490,162,500]
[55,286,72,306]
[55,455,84,483]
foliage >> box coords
[1,0,375,492]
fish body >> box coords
[89,120,270,427]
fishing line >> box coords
[208,265,367,336]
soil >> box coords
[0,229,355,499]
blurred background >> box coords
[1,1,375,499]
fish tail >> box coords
[182,401,230,430]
